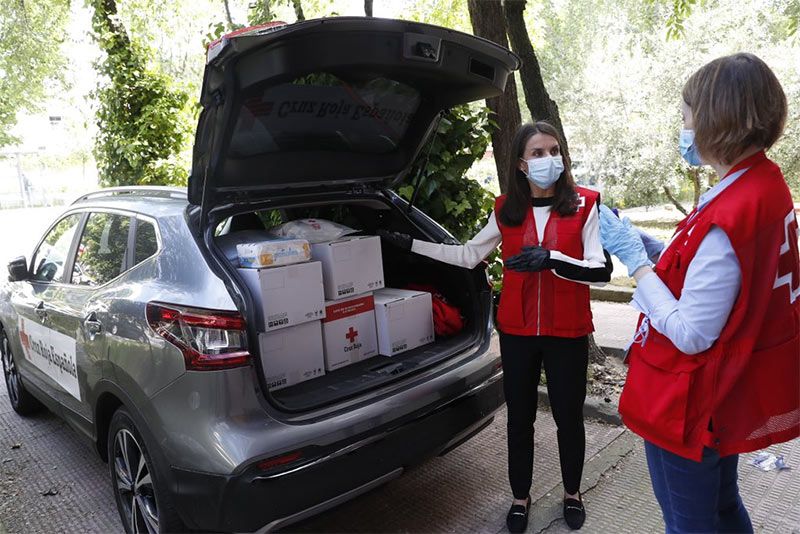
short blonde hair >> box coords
[682,53,787,165]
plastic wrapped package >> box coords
[236,238,311,268]
[269,218,358,244]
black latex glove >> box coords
[377,229,413,251]
[505,246,552,272]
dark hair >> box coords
[682,53,787,165]
[498,121,578,227]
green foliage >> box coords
[787,0,800,36]
[398,104,503,284]
[0,0,69,148]
[90,0,190,187]
[399,105,495,244]
[661,0,699,40]
[536,0,800,206]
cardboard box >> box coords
[237,238,311,268]
[373,288,435,356]
[259,321,325,391]
[322,294,378,371]
[237,262,325,332]
[311,236,385,300]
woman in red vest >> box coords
[381,121,612,532]
[600,53,799,533]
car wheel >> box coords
[108,407,186,534]
[1,328,43,416]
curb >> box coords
[590,285,634,303]
[537,385,622,426]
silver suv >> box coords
[0,18,518,533]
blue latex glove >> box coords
[598,204,652,276]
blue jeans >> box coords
[644,441,753,534]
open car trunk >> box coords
[213,193,491,413]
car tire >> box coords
[108,407,187,534]
[1,328,43,416]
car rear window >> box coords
[134,219,158,265]
[72,213,131,287]
[229,74,421,157]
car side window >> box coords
[133,219,158,265]
[31,214,83,283]
[72,212,132,287]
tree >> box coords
[90,0,190,186]
[223,0,235,27]
[467,0,521,193]
[291,0,305,21]
[0,0,70,148]
[399,105,496,244]
[503,0,569,160]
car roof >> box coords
[69,187,190,219]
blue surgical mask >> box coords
[522,155,565,189]
[679,129,703,166]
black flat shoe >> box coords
[563,495,586,530]
[506,496,531,533]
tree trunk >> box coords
[663,185,689,216]
[364,0,373,16]
[467,0,521,194]
[690,167,701,208]
[291,0,305,21]
[503,0,569,161]
[223,0,235,27]
[588,334,607,365]
[94,0,131,53]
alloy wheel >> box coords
[113,429,160,534]
[1,334,20,406]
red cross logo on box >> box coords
[345,327,359,343]
[774,210,800,304]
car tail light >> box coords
[146,302,251,370]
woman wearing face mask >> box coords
[599,53,799,533]
[380,121,612,532]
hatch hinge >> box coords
[211,89,225,107]
[407,112,443,214]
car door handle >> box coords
[34,302,47,320]
[84,314,103,336]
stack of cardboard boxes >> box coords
[236,232,435,392]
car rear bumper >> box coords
[168,369,504,532]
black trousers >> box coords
[499,332,589,498]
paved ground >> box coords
[1,340,798,533]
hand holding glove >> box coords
[633,226,665,264]
[377,229,413,251]
[598,204,651,277]
[504,245,553,272]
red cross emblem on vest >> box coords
[774,210,800,304]
[345,327,358,343]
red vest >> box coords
[494,187,598,337]
[619,151,800,460]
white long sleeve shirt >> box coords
[412,201,610,285]
[630,168,748,355]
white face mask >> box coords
[522,155,565,189]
